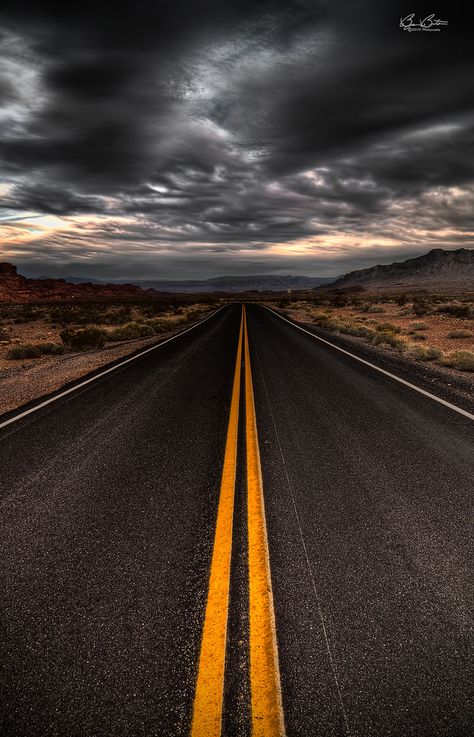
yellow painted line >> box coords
[243,307,286,737]
[191,308,244,737]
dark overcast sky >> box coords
[0,1,473,279]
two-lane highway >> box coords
[0,303,472,736]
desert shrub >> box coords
[5,341,66,359]
[372,333,407,350]
[332,293,350,308]
[108,322,155,341]
[39,342,65,355]
[342,325,376,339]
[308,310,410,349]
[101,306,133,325]
[12,306,40,323]
[395,294,409,306]
[411,321,428,331]
[141,303,166,317]
[183,308,203,321]
[60,327,107,350]
[375,322,401,334]
[366,306,385,314]
[0,305,45,322]
[412,297,432,316]
[443,350,474,371]
[399,308,411,316]
[447,330,473,339]
[48,307,76,325]
[308,311,329,324]
[410,345,443,362]
[324,318,345,331]
[437,303,473,319]
[49,305,104,325]
[147,319,167,333]
[6,344,42,359]
[411,333,427,341]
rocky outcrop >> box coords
[0,263,155,302]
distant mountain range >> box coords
[60,274,334,292]
[119,274,335,293]
[4,249,473,302]
[61,250,474,293]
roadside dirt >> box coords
[0,315,211,416]
[275,303,474,409]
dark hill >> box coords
[324,249,474,293]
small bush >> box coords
[12,307,39,323]
[342,325,376,339]
[411,333,427,341]
[410,345,443,362]
[366,306,385,314]
[372,333,407,350]
[411,322,428,331]
[332,294,350,308]
[375,322,401,334]
[108,322,155,341]
[148,319,168,333]
[60,327,107,350]
[49,306,99,325]
[6,344,42,359]
[101,307,133,325]
[412,297,432,316]
[447,330,473,339]
[437,303,473,319]
[443,350,474,371]
[39,342,65,355]
[5,341,66,359]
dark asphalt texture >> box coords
[0,303,472,737]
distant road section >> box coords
[0,303,472,737]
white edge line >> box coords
[264,305,474,423]
[0,306,226,431]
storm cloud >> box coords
[0,1,473,278]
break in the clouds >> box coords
[0,1,473,278]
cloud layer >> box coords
[0,1,473,277]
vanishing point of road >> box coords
[0,303,472,737]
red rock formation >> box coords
[0,263,156,302]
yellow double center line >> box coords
[191,306,285,737]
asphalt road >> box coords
[0,303,472,737]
